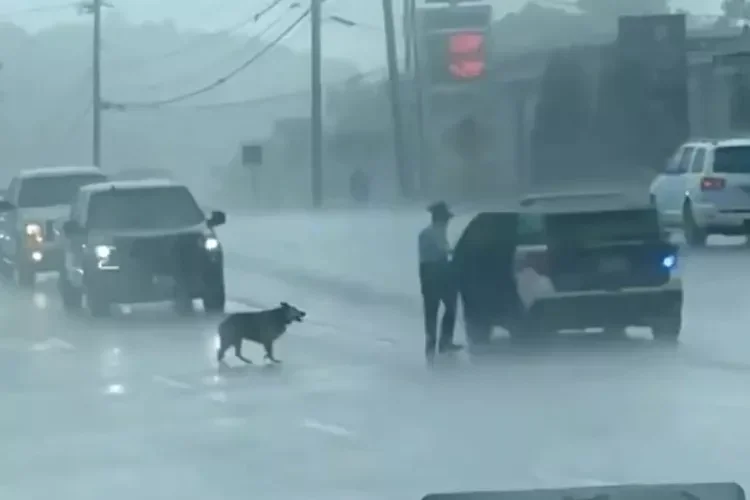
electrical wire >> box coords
[104,0,289,68]
[0,2,79,19]
[252,0,287,22]
[108,6,311,108]
[119,68,386,111]
[142,9,293,91]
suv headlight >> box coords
[25,223,43,244]
[204,237,219,251]
[94,245,112,259]
[93,245,118,270]
[25,223,42,236]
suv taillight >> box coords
[701,177,725,191]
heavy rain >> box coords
[0,0,749,499]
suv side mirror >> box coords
[0,200,15,212]
[62,220,83,236]
[207,210,226,228]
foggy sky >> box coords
[2,0,723,68]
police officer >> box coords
[418,201,463,362]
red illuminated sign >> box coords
[448,31,485,79]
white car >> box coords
[0,166,107,286]
[650,137,750,246]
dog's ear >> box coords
[280,301,289,308]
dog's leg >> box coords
[234,340,253,364]
[217,335,230,363]
[263,342,281,363]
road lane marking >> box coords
[152,375,192,390]
[207,391,228,403]
[30,337,74,351]
[301,418,353,438]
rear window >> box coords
[545,209,662,243]
[18,173,106,208]
[713,146,750,174]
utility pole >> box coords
[92,0,102,168]
[382,0,411,198]
[310,0,323,208]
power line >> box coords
[141,10,292,91]
[253,0,287,22]
[0,2,80,19]
[106,7,311,109]
[119,68,385,110]
[103,0,289,69]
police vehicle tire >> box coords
[203,286,226,314]
[59,274,83,311]
[14,264,34,288]
[682,202,707,247]
[651,314,681,342]
[173,285,195,316]
[85,283,112,317]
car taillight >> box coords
[700,177,725,191]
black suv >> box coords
[454,192,682,347]
[57,179,227,316]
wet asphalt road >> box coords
[2,236,750,500]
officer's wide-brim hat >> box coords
[428,201,453,219]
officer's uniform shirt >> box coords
[419,224,450,264]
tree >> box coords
[577,0,671,20]
[530,51,591,185]
[721,0,750,20]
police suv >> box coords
[453,192,682,346]
[0,166,107,286]
[650,137,750,246]
[57,179,226,316]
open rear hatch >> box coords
[543,208,675,291]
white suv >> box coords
[650,138,750,246]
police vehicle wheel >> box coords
[682,202,707,247]
[85,285,111,317]
[173,286,195,316]
[59,274,82,311]
[203,287,226,314]
[651,314,681,342]
[14,264,35,288]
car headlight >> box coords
[204,237,220,251]
[25,223,42,236]
[94,245,112,260]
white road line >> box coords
[301,418,354,438]
[30,337,75,351]
[152,375,193,390]
[207,391,228,403]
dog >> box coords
[216,302,306,364]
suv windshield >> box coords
[713,146,750,173]
[17,174,106,208]
[87,186,205,230]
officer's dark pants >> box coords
[420,262,457,355]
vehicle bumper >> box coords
[526,281,683,331]
[86,260,224,304]
[691,203,750,232]
[18,244,64,272]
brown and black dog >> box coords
[216,302,306,364]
